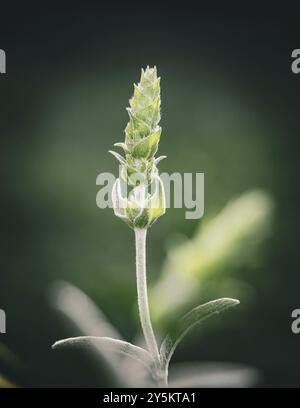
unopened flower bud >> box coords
[110,66,166,229]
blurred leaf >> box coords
[49,281,134,386]
[49,281,122,340]
[0,375,16,388]
[0,342,22,370]
[150,190,273,324]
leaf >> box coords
[150,190,273,325]
[49,282,135,386]
[0,375,16,388]
[52,336,154,371]
[131,128,161,159]
[108,150,126,165]
[154,155,167,165]
[160,298,240,372]
[114,142,129,153]
[49,281,122,340]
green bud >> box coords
[111,66,166,229]
[131,127,161,159]
[112,176,166,229]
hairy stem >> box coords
[134,228,160,365]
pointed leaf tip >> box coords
[160,298,240,373]
[109,150,126,165]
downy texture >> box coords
[52,67,241,387]
[110,66,166,229]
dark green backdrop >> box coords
[0,1,299,387]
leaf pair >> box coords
[51,282,239,386]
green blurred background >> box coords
[0,1,299,387]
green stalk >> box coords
[134,228,160,363]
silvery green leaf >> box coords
[117,334,159,387]
[52,336,154,371]
[160,298,240,373]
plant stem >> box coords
[134,228,160,365]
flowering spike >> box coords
[110,67,166,229]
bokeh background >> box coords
[0,1,299,387]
